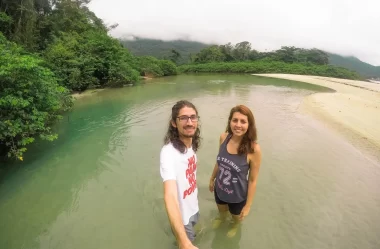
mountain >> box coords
[327,53,380,79]
[120,37,380,79]
[120,37,211,65]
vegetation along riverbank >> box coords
[0,0,375,161]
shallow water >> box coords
[1,74,379,249]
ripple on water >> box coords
[207,79,228,84]
[1,75,380,249]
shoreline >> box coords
[71,89,105,100]
[252,74,380,160]
[70,77,154,100]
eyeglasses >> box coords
[177,115,199,123]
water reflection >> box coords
[210,225,243,249]
[0,74,379,249]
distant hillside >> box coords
[120,37,211,65]
[327,53,380,79]
[120,38,380,78]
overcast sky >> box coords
[89,0,380,65]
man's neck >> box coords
[180,137,193,148]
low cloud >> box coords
[89,0,380,65]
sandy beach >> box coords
[71,89,105,100]
[252,74,380,158]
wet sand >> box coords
[252,74,380,158]
[71,89,105,100]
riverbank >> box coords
[71,77,156,100]
[252,74,380,158]
[71,89,105,100]
[179,61,362,80]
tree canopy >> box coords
[191,42,330,65]
[0,1,367,161]
[0,0,177,160]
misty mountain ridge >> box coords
[327,53,380,78]
[120,37,380,78]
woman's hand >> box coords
[209,178,215,192]
[239,205,251,221]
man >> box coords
[160,100,201,249]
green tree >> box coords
[0,33,73,159]
[168,49,181,64]
[233,41,252,61]
[193,45,226,63]
[0,12,13,36]
[158,60,178,76]
[0,0,178,161]
[178,60,361,80]
[47,0,107,36]
[273,46,298,63]
[0,0,39,50]
[219,42,235,61]
[302,49,329,65]
[44,30,140,91]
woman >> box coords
[209,104,262,237]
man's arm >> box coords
[163,180,194,248]
[160,146,198,249]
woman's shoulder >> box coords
[250,142,261,155]
[253,142,260,150]
[219,132,229,143]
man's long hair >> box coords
[225,105,258,155]
[164,100,201,153]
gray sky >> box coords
[89,0,380,66]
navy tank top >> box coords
[215,134,250,203]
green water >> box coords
[1,74,380,249]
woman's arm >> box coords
[240,143,262,220]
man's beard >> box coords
[181,126,196,138]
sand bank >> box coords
[252,74,380,155]
[71,89,105,100]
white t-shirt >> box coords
[160,142,199,225]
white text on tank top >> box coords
[215,135,249,203]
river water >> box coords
[1,74,379,249]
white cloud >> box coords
[89,0,380,65]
